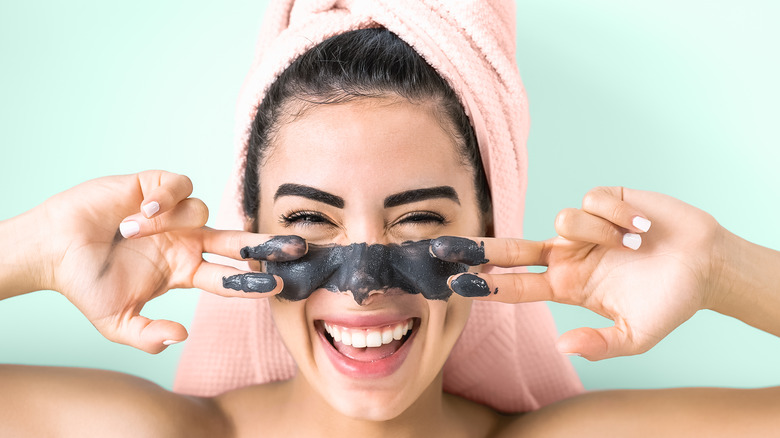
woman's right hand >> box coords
[11,170,306,353]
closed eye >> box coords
[279,210,334,227]
[395,211,447,226]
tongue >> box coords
[334,339,404,362]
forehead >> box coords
[261,97,472,198]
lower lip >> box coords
[318,322,417,379]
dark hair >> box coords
[243,27,490,223]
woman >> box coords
[2,21,780,436]
[174,0,584,411]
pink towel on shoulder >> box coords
[174,0,583,413]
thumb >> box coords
[556,326,650,361]
[99,314,188,354]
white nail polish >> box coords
[623,233,642,250]
[632,216,651,232]
[119,221,140,238]
[162,339,181,346]
[142,201,160,218]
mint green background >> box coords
[1,1,778,392]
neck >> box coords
[282,372,452,438]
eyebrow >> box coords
[274,183,345,208]
[383,186,460,208]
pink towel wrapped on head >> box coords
[174,0,583,413]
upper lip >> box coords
[314,313,417,330]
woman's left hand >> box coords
[431,187,727,361]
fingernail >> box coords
[632,216,651,232]
[449,273,494,297]
[564,352,582,357]
[240,235,307,261]
[430,236,489,265]
[223,273,278,293]
[119,221,140,238]
[623,233,642,250]
[162,339,181,346]
[142,201,160,218]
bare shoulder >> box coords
[214,380,291,437]
[0,365,230,438]
[495,387,780,438]
[442,393,518,438]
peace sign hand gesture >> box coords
[432,187,726,361]
[5,170,306,353]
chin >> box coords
[323,384,418,421]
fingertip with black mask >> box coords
[429,236,489,266]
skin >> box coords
[1,98,780,436]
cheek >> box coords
[447,296,472,336]
[427,295,472,360]
[268,299,312,359]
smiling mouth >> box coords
[317,318,417,363]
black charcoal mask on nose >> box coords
[264,240,468,304]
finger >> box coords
[191,261,283,297]
[556,325,653,361]
[582,186,652,233]
[98,314,188,354]
[119,198,208,238]
[136,170,195,218]
[200,229,307,262]
[447,272,554,303]
[555,208,642,250]
[430,236,550,267]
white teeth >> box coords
[351,331,367,348]
[323,318,414,349]
[392,324,403,340]
[341,330,352,346]
[381,327,393,344]
[366,331,382,348]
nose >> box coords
[336,243,393,305]
[337,213,389,246]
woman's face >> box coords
[256,96,485,421]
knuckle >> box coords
[140,169,161,180]
[611,202,633,225]
[598,221,620,245]
[157,188,176,207]
[581,188,603,210]
[147,215,166,234]
[189,198,210,225]
[505,240,526,266]
[179,174,194,195]
[554,208,577,235]
[225,232,243,254]
[509,275,526,301]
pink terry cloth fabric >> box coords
[174,0,584,412]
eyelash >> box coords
[394,211,448,226]
[279,210,331,227]
[278,210,448,227]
